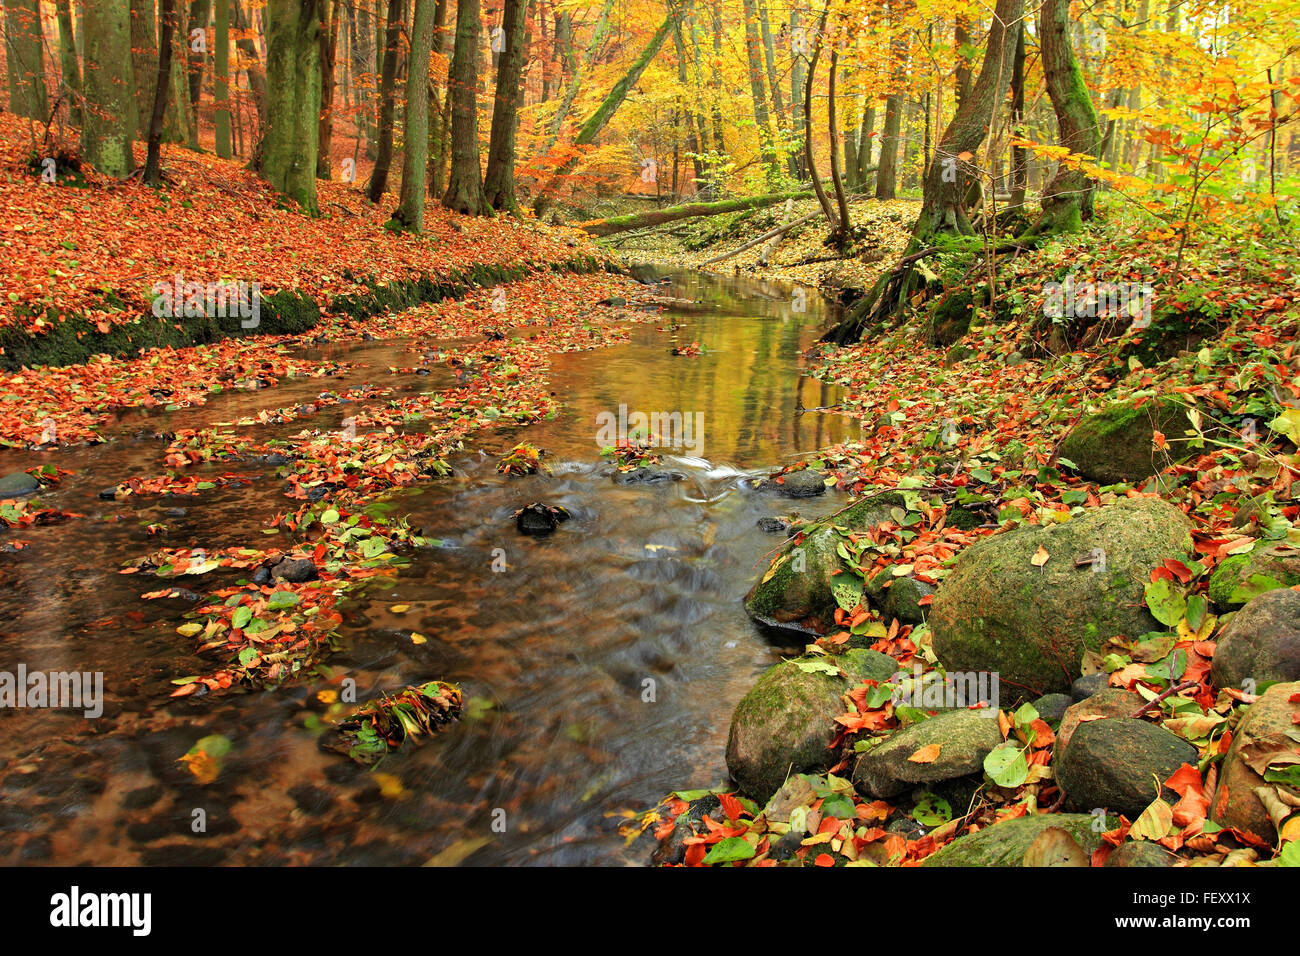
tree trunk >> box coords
[5,0,48,120]
[315,1,338,177]
[1009,22,1026,207]
[581,188,819,236]
[757,0,784,117]
[232,0,268,133]
[804,1,837,231]
[262,0,324,213]
[146,0,180,185]
[215,0,233,158]
[55,0,83,125]
[828,24,852,246]
[741,0,780,183]
[483,0,527,211]
[187,0,212,107]
[426,0,452,189]
[789,8,806,178]
[392,0,437,229]
[672,21,705,186]
[127,0,157,136]
[82,0,136,177]
[1037,0,1102,231]
[442,0,489,215]
[953,13,972,108]
[367,0,403,202]
[856,104,875,190]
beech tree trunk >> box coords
[366,0,403,202]
[5,0,48,120]
[442,0,489,215]
[392,0,436,229]
[146,0,180,185]
[262,0,323,213]
[82,0,136,177]
[1037,0,1102,231]
[483,0,529,212]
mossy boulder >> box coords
[852,710,1003,799]
[921,812,1108,867]
[1105,842,1178,867]
[1207,544,1300,609]
[1055,718,1197,817]
[1211,587,1300,690]
[725,649,897,804]
[1211,681,1300,842]
[880,576,935,625]
[1058,397,1194,485]
[744,493,906,636]
[930,498,1194,696]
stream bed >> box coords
[0,267,861,866]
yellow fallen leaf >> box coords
[390,604,410,613]
[1031,545,1050,567]
[410,632,427,645]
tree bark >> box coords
[366,0,403,202]
[741,0,780,182]
[316,0,339,177]
[442,0,489,214]
[828,22,852,246]
[5,0,48,120]
[215,0,233,158]
[483,0,529,212]
[187,0,212,107]
[146,0,180,185]
[55,0,83,125]
[1037,0,1102,231]
[391,0,437,229]
[540,0,615,156]
[82,0,136,177]
[262,0,323,213]
[804,1,837,231]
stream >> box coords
[0,267,862,866]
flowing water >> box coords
[0,268,862,866]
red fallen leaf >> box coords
[169,682,200,697]
[813,853,835,867]
[1165,763,1210,826]
[683,843,706,866]
[718,792,744,822]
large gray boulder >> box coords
[930,498,1193,695]
[725,649,897,804]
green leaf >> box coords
[231,606,253,630]
[702,836,756,864]
[912,792,952,826]
[1144,578,1186,627]
[266,590,300,611]
[984,743,1029,788]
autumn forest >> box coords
[0,0,1298,900]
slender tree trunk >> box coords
[789,8,806,178]
[82,0,136,177]
[5,0,48,120]
[55,0,83,125]
[1037,0,1102,231]
[146,0,180,185]
[758,0,784,117]
[741,0,780,182]
[1009,21,1026,207]
[804,1,837,231]
[426,0,452,189]
[215,0,233,158]
[709,0,726,154]
[953,13,972,108]
[672,21,705,186]
[262,0,324,212]
[442,0,489,214]
[232,0,268,133]
[187,0,212,107]
[367,0,403,202]
[392,0,436,228]
[828,23,852,246]
[316,0,338,177]
[128,0,157,136]
[483,0,529,212]
[856,104,875,190]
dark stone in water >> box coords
[516,503,570,536]
[98,486,119,500]
[165,507,188,517]
[265,453,290,466]
[613,467,682,486]
[267,557,318,583]
[774,469,827,498]
[0,472,39,496]
[756,516,791,534]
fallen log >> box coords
[578,189,815,237]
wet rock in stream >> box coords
[515,502,571,535]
